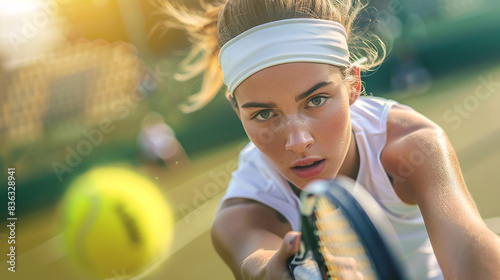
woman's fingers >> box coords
[275,231,302,262]
[265,231,301,280]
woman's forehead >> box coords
[234,62,342,100]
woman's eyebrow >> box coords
[241,81,333,109]
[241,101,277,109]
[295,81,333,102]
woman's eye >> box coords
[307,96,327,108]
[254,110,273,121]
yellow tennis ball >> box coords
[60,166,173,279]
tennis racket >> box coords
[288,176,408,280]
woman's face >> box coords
[234,63,358,189]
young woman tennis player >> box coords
[161,0,500,279]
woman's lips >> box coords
[291,159,326,179]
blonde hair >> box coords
[158,0,385,113]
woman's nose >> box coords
[285,128,314,154]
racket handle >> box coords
[288,235,322,280]
[287,255,296,279]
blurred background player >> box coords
[137,111,190,175]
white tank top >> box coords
[217,96,443,279]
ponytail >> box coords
[157,1,225,113]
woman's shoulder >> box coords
[381,103,446,177]
[378,103,446,204]
[353,95,444,152]
[385,103,443,145]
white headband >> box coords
[219,18,351,96]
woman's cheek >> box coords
[245,123,279,151]
[248,114,287,144]
[315,102,347,135]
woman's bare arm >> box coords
[211,198,299,279]
[383,105,500,279]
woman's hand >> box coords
[240,231,301,280]
[240,231,365,280]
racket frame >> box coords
[294,177,408,280]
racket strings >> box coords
[315,197,377,280]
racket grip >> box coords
[287,255,296,279]
[288,235,323,280]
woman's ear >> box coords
[348,65,361,105]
